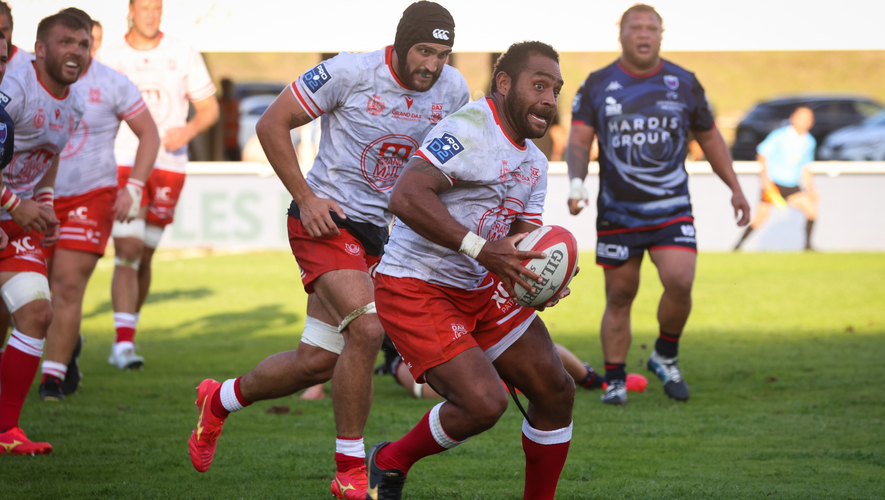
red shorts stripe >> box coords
[597,216,695,236]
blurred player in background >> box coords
[187,3,468,498]
[567,4,749,405]
[99,0,218,370]
[0,12,87,455]
[367,41,574,500]
[0,2,34,74]
[733,106,819,251]
[90,19,103,56]
[38,8,158,401]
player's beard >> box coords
[504,88,552,140]
[44,49,82,85]
[622,42,660,72]
[399,59,442,92]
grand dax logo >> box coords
[360,134,419,192]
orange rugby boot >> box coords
[330,465,368,499]
[188,379,226,472]
[0,427,52,455]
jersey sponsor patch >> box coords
[427,133,464,164]
[0,123,7,144]
[0,91,10,109]
[302,63,332,94]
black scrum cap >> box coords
[394,1,455,60]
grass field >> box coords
[3,251,884,499]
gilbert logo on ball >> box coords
[514,225,579,308]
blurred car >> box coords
[238,92,300,153]
[233,82,287,101]
[730,95,883,160]
[818,109,885,161]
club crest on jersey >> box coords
[664,75,679,90]
[89,87,101,103]
[0,123,6,144]
[605,81,623,92]
[34,108,46,128]
[427,133,464,164]
[302,63,332,94]
[430,102,443,123]
[0,91,10,109]
[367,94,384,116]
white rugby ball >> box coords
[513,225,579,308]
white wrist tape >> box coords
[458,231,486,259]
[568,177,588,201]
[125,181,143,219]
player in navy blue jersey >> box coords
[567,4,749,405]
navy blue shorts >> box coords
[596,218,698,268]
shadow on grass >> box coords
[83,288,215,319]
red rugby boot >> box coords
[188,379,225,472]
[0,427,52,455]
[330,465,368,499]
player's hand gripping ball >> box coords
[514,225,579,308]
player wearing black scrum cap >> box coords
[186,3,468,498]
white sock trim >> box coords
[522,419,573,445]
[220,378,245,413]
[112,341,135,357]
[429,402,463,449]
[41,360,68,380]
[336,437,365,458]
[113,312,137,330]
[8,329,44,357]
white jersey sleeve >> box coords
[185,45,216,103]
[291,52,362,119]
[0,73,27,125]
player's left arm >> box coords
[35,155,60,245]
[164,95,219,152]
[116,109,160,221]
[690,75,749,226]
[390,157,546,298]
[696,128,749,226]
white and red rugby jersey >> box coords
[99,33,216,173]
[377,97,549,290]
[57,60,146,197]
[0,63,85,220]
[292,46,469,227]
[6,46,35,74]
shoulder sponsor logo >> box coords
[430,102,443,123]
[404,96,413,109]
[680,224,695,237]
[664,75,679,90]
[0,91,10,108]
[604,96,622,116]
[597,242,629,260]
[427,133,464,164]
[0,123,7,144]
[366,94,384,116]
[432,29,450,40]
[571,93,581,112]
[302,63,332,94]
[605,80,623,92]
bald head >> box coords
[790,106,815,134]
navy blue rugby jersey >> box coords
[0,89,13,170]
[571,59,714,232]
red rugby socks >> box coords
[522,420,572,500]
[0,331,43,431]
[376,402,461,475]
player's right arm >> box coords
[566,122,595,215]
[390,157,546,299]
[256,88,343,237]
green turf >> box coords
[3,252,884,499]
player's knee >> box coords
[466,386,508,431]
[606,285,638,308]
[16,300,53,334]
[663,275,693,299]
[300,349,337,384]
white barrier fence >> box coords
[159,162,885,252]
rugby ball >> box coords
[513,225,579,308]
